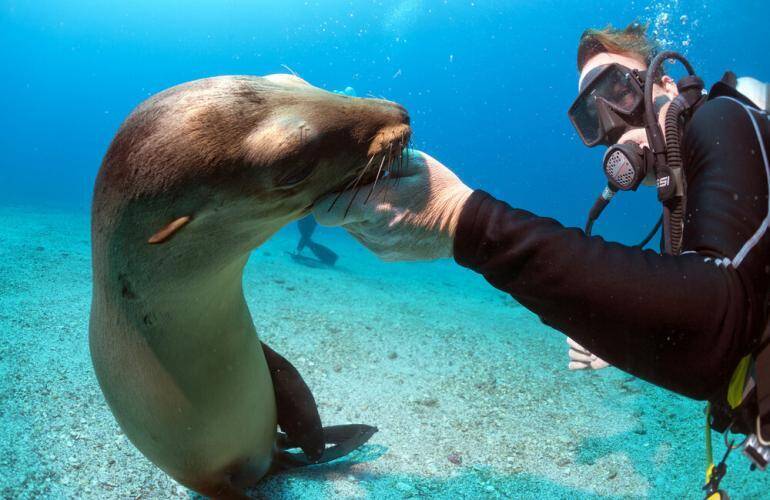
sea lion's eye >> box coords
[275,163,315,188]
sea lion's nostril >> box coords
[371,99,410,127]
[399,108,410,126]
[389,103,410,125]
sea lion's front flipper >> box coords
[260,342,378,471]
[260,342,325,461]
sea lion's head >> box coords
[234,74,412,213]
[94,74,411,272]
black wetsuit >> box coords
[454,84,770,401]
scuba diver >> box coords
[569,72,769,371]
[312,23,770,497]
[290,215,339,267]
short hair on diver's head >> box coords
[577,21,665,82]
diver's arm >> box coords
[453,191,752,399]
[454,98,770,400]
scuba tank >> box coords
[737,76,770,112]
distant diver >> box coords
[333,85,358,97]
[290,215,339,267]
[312,22,770,498]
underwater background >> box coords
[2,0,770,498]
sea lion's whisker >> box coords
[387,143,398,186]
[349,152,378,189]
[280,64,299,76]
[338,151,379,216]
[343,154,380,217]
[381,150,396,203]
[364,153,388,204]
[393,139,404,187]
[343,183,363,218]
[405,139,412,175]
[327,154,376,212]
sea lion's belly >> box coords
[89,292,277,482]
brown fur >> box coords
[89,74,410,497]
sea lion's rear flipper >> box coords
[273,424,378,470]
[260,342,377,470]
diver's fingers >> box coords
[566,337,591,355]
[388,148,428,179]
[568,348,594,364]
[312,190,371,226]
[569,361,590,370]
[590,358,610,370]
[312,176,405,227]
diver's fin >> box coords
[296,235,309,253]
[287,251,328,269]
[306,241,338,266]
[273,424,378,470]
[260,342,324,462]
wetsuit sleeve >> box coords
[453,100,769,400]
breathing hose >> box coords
[663,94,689,255]
[644,50,704,255]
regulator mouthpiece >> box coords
[602,142,652,192]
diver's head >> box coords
[569,23,679,186]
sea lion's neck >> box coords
[95,213,263,335]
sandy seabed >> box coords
[1,204,768,499]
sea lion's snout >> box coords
[368,122,412,157]
[281,90,411,196]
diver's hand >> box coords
[567,337,610,370]
[313,150,472,261]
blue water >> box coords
[2,0,770,498]
[4,0,768,241]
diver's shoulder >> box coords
[701,94,755,117]
[688,94,756,135]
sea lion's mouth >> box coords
[324,124,412,215]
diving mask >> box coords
[568,63,647,147]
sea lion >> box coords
[89,73,410,498]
